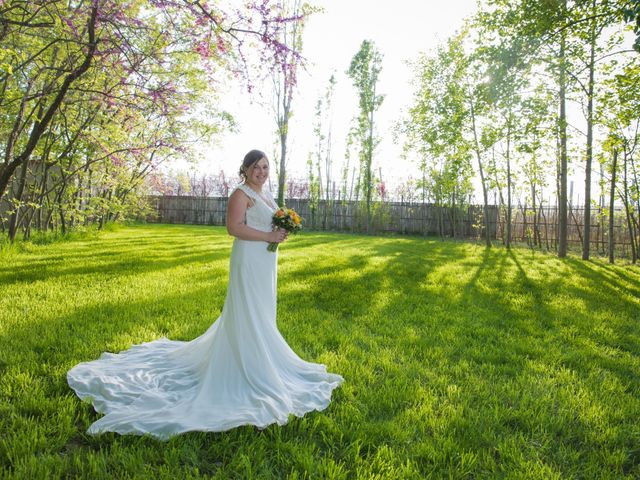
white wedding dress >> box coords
[67,183,343,439]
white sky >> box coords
[198,0,479,188]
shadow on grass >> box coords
[0,229,233,285]
[280,235,640,413]
[564,257,640,301]
[1,271,223,364]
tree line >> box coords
[304,0,640,263]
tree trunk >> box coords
[69,174,83,229]
[630,143,640,262]
[55,183,68,236]
[278,131,287,207]
[558,20,569,258]
[622,147,637,263]
[366,89,375,234]
[491,146,506,244]
[506,117,512,249]
[531,183,539,247]
[84,168,93,226]
[469,96,491,247]
[540,198,550,251]
[7,158,30,242]
[324,129,332,229]
[582,0,597,260]
[452,190,457,238]
[317,158,324,229]
[45,204,54,231]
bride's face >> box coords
[247,158,269,187]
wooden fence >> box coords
[147,195,498,237]
[146,195,637,256]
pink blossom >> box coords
[194,40,211,59]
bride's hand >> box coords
[269,228,287,243]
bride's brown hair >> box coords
[239,149,267,181]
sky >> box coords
[195,0,479,190]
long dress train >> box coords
[67,183,343,439]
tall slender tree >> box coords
[402,33,474,238]
[347,40,384,233]
[271,0,309,207]
[311,74,337,228]
[558,4,570,258]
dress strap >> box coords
[237,183,277,210]
[236,183,257,199]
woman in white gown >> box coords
[67,150,343,439]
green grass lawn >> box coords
[1,224,639,479]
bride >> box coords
[67,149,343,439]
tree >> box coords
[0,1,100,204]
[1,0,306,239]
[466,71,493,247]
[517,87,555,250]
[401,33,474,239]
[311,74,337,229]
[623,0,640,51]
[571,0,624,259]
[475,0,579,256]
[271,0,311,207]
[481,42,530,249]
[600,58,640,262]
[347,40,384,233]
[609,147,619,263]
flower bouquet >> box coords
[268,207,302,252]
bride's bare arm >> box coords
[226,189,287,243]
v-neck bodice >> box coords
[236,183,276,233]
